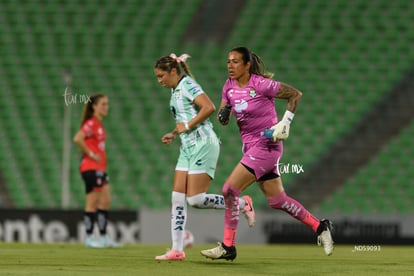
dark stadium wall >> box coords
[0,209,139,243]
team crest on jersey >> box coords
[249,88,256,98]
[174,89,181,98]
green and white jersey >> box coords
[170,76,216,148]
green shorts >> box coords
[176,136,220,179]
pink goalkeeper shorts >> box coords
[240,140,283,180]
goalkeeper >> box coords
[201,46,334,262]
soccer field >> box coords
[0,243,412,275]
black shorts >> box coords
[242,163,279,181]
[81,170,109,194]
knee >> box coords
[222,183,231,197]
[98,185,111,208]
[186,193,206,208]
[85,192,99,211]
[98,196,111,209]
[267,191,287,209]
[222,183,240,198]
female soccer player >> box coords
[153,53,255,261]
[201,46,334,261]
[73,94,118,248]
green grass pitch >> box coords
[0,243,413,275]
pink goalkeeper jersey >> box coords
[222,74,281,144]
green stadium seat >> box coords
[0,0,413,212]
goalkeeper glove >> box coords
[270,110,295,141]
[218,104,232,125]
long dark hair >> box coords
[231,46,274,79]
[80,93,106,126]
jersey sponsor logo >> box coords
[233,89,247,94]
[228,89,247,98]
[228,89,234,98]
[234,99,248,113]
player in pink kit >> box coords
[201,46,334,261]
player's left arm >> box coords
[175,93,216,134]
[73,130,102,162]
[274,82,302,113]
[271,83,303,141]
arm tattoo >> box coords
[276,83,302,113]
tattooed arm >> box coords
[270,83,303,141]
[275,82,303,113]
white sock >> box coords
[187,193,225,209]
[171,191,187,251]
[239,197,246,209]
[186,193,246,210]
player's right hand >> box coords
[161,133,175,145]
[217,104,232,125]
[90,153,102,163]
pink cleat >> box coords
[242,195,256,227]
[155,249,186,261]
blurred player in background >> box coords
[201,46,334,261]
[73,94,118,248]
[153,53,256,261]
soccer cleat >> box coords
[155,249,186,261]
[200,242,237,261]
[317,219,334,256]
[98,235,121,248]
[85,236,105,248]
[241,195,256,227]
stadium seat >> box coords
[0,0,413,212]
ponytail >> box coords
[80,93,105,126]
[154,53,195,79]
[231,46,274,79]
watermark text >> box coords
[352,245,381,253]
[63,88,91,106]
[278,163,304,174]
